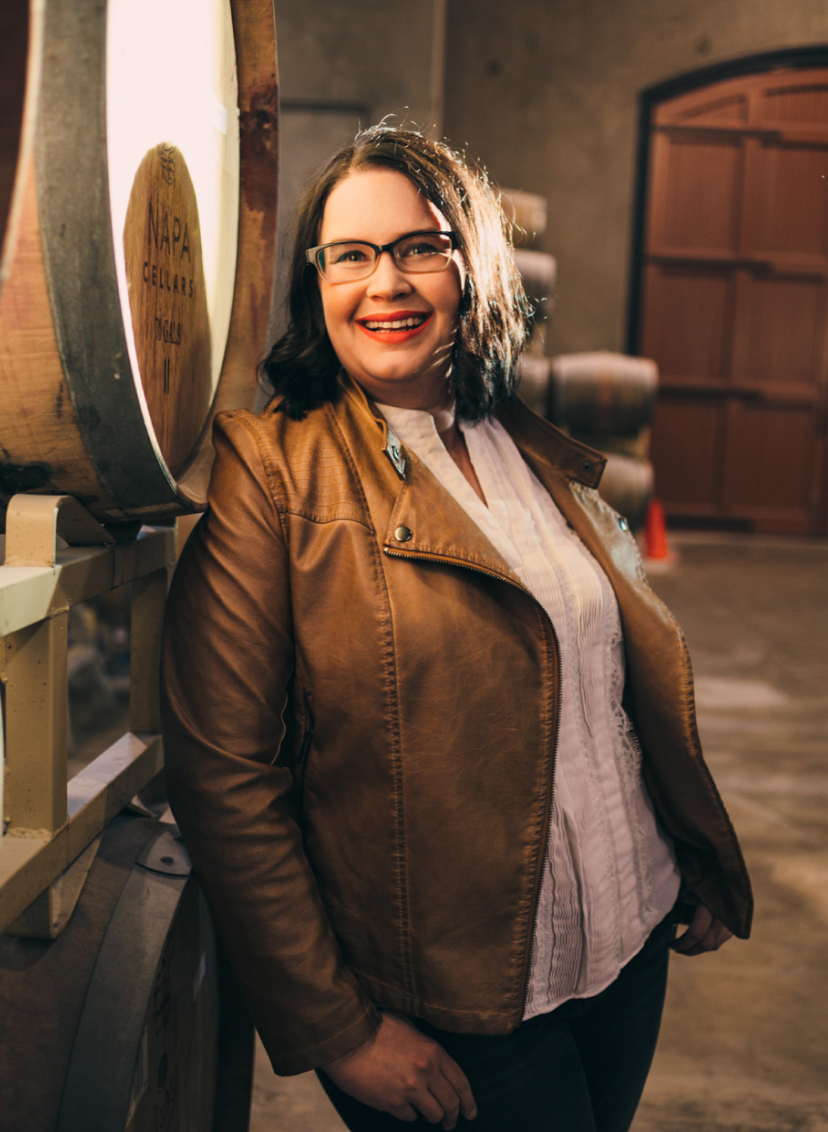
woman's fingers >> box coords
[426,1073,462,1129]
[671,903,733,955]
[410,1047,469,1128]
[439,1056,478,1122]
[321,1012,476,1127]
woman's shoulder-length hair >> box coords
[260,125,531,422]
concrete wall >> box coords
[443,0,828,355]
[268,1,446,344]
[274,0,445,132]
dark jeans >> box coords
[319,913,673,1132]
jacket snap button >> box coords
[581,460,593,474]
[395,526,412,543]
[619,517,629,532]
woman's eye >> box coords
[332,246,370,264]
[401,241,441,258]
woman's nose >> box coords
[366,250,412,298]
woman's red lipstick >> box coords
[356,311,432,343]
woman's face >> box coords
[316,168,464,409]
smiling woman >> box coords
[312,168,464,410]
[161,125,752,1132]
[261,127,529,422]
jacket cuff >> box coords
[260,1000,382,1077]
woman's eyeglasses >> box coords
[306,230,457,283]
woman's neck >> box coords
[383,397,487,509]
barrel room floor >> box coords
[249,533,828,1132]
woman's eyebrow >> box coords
[322,228,445,245]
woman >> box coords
[161,126,752,1132]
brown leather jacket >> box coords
[161,374,752,1075]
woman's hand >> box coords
[670,902,733,956]
[320,1011,477,1128]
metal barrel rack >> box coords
[0,498,255,1130]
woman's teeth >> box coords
[362,316,427,331]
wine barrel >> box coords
[0,0,278,525]
[517,353,552,418]
[550,352,658,437]
[0,813,255,1132]
[597,453,654,534]
[513,249,556,326]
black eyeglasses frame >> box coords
[305,230,458,280]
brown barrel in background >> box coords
[550,352,659,531]
[0,0,278,526]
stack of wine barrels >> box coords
[550,352,658,531]
[0,0,278,528]
[511,245,557,418]
[1,1,279,1126]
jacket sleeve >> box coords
[160,411,381,1074]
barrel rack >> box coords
[0,494,174,937]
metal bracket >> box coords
[4,836,102,939]
[136,825,192,877]
[4,493,115,567]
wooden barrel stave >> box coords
[0,156,120,513]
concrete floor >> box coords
[250,534,828,1132]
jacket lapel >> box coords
[383,452,525,586]
[342,375,612,589]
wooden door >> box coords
[638,68,828,534]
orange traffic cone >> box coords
[644,498,670,560]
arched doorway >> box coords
[630,50,828,535]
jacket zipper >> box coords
[383,545,562,1019]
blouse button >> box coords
[395,526,412,543]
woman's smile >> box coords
[317,168,464,408]
[355,311,433,342]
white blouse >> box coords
[377,402,681,1018]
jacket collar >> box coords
[338,372,607,588]
[339,370,606,489]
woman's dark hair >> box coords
[261,125,531,421]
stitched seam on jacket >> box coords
[354,971,516,1016]
[248,404,416,987]
[325,403,416,990]
[236,408,375,531]
[278,1008,380,1058]
[390,540,523,582]
[324,400,380,534]
[331,395,416,999]
[514,601,558,1007]
[227,412,289,511]
[221,412,289,534]
[279,509,373,528]
[366,528,416,1000]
